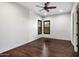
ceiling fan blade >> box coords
[47,6,56,9]
[45,2,50,7]
[39,9,44,11]
[45,9,49,12]
[36,5,43,8]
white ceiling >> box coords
[17,2,74,17]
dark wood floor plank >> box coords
[1,38,78,57]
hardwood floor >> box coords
[1,38,79,57]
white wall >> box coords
[28,10,42,41]
[42,13,71,41]
[0,2,42,53]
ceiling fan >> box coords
[36,2,56,12]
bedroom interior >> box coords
[0,2,79,57]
